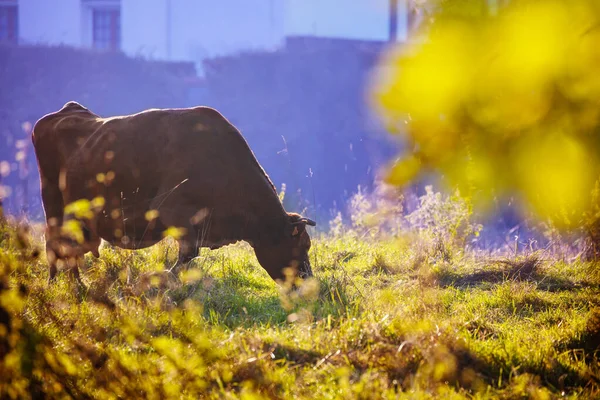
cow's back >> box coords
[93,106,276,206]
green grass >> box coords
[1,222,599,399]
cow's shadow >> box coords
[435,257,600,293]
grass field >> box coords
[1,191,600,399]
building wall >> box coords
[120,0,285,66]
[16,0,408,63]
[121,0,168,59]
[285,0,409,41]
[167,0,284,62]
[18,0,82,46]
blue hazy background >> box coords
[0,0,410,223]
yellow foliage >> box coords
[162,226,187,240]
[64,199,93,220]
[144,209,159,221]
[179,268,203,284]
[62,219,85,243]
[91,196,105,209]
[373,0,600,228]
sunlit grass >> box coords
[1,216,599,398]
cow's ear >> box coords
[291,224,306,237]
[302,218,316,227]
[287,213,316,237]
[291,217,316,227]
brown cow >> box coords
[32,101,316,284]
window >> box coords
[92,8,120,50]
[0,4,18,44]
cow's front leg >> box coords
[178,239,199,264]
[171,237,199,275]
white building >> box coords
[286,0,411,42]
[1,0,415,67]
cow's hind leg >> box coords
[48,261,58,283]
[68,257,88,299]
[46,242,59,283]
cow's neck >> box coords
[241,196,289,248]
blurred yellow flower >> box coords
[373,0,600,228]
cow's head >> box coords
[254,213,316,283]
